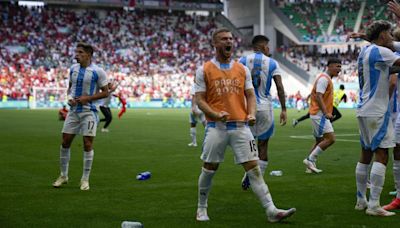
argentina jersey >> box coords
[356,44,400,117]
[395,51,400,115]
[68,63,108,113]
[239,52,281,111]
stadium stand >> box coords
[0,1,239,102]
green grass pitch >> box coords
[0,108,399,227]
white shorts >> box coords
[358,114,395,151]
[250,109,274,140]
[201,122,259,164]
[189,109,206,125]
[62,111,99,137]
[310,115,334,138]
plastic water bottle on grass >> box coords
[270,170,283,176]
[121,221,143,228]
[136,171,151,180]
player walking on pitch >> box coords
[302,58,341,173]
[238,35,287,190]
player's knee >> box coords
[329,135,336,145]
[83,141,93,151]
[325,134,335,145]
[83,144,93,151]
[203,162,219,171]
[61,142,71,148]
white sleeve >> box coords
[379,46,400,67]
[195,66,206,93]
[271,60,282,77]
[190,84,196,96]
[239,56,247,66]
[394,42,400,52]
[316,77,329,94]
[96,68,108,88]
[244,66,254,90]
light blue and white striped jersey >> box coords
[68,63,108,113]
[391,52,400,118]
[356,44,400,117]
[239,52,282,111]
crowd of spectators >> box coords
[0,2,243,101]
[277,44,360,83]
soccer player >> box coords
[292,94,311,127]
[52,42,109,191]
[194,28,295,223]
[188,83,206,147]
[238,35,287,190]
[99,81,117,132]
[353,20,400,216]
[115,92,127,119]
[302,58,341,174]
[293,87,346,128]
[384,23,400,210]
[332,84,347,122]
[58,105,68,121]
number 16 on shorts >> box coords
[249,140,257,156]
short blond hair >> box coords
[211,28,231,42]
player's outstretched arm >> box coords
[389,0,400,19]
[346,32,369,42]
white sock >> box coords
[247,166,276,213]
[198,167,216,208]
[60,146,70,177]
[309,146,323,161]
[393,160,400,199]
[190,127,197,144]
[355,162,368,201]
[369,162,386,208]
[82,150,94,181]
[258,160,269,176]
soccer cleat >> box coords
[305,168,312,174]
[53,176,68,188]
[241,174,250,190]
[389,190,397,196]
[188,142,198,147]
[292,119,298,127]
[366,206,396,216]
[267,208,296,223]
[196,208,210,221]
[355,199,368,211]
[303,158,322,173]
[383,198,400,210]
[80,180,90,191]
[101,128,109,132]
